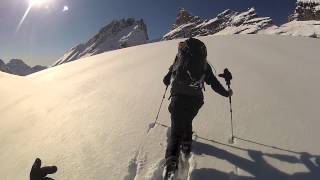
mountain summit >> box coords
[163,8,274,40]
[262,0,320,38]
[0,59,47,76]
[289,0,320,21]
[52,18,149,67]
[171,8,203,30]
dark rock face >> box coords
[163,8,274,40]
[6,59,33,76]
[289,1,320,21]
[1,59,47,76]
[0,59,10,73]
[31,65,47,73]
[171,8,203,30]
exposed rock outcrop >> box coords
[289,0,320,21]
[163,8,274,40]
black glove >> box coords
[30,158,57,180]
[163,73,171,86]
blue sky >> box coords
[0,0,296,66]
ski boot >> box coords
[163,157,178,180]
[180,141,192,161]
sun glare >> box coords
[16,0,54,33]
[28,0,52,8]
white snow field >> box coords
[1,35,320,180]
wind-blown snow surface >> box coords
[1,35,320,180]
[260,20,320,38]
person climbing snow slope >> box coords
[162,37,233,179]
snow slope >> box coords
[1,35,320,180]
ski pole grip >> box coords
[219,68,232,86]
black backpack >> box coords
[171,38,208,96]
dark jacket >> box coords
[164,62,229,98]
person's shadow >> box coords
[190,141,320,180]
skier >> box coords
[162,38,233,179]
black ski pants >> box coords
[165,94,203,161]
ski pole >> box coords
[148,86,168,133]
[155,86,168,121]
[227,84,234,144]
[219,68,234,144]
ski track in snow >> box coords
[128,122,202,180]
[124,153,139,180]
[124,125,168,180]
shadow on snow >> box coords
[191,141,320,180]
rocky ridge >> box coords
[289,0,320,21]
[163,8,274,40]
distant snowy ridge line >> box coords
[163,1,320,40]
[162,7,275,40]
[298,0,320,3]
[52,1,320,67]
[0,59,47,76]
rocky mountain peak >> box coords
[94,18,148,43]
[289,0,320,21]
[0,59,47,76]
[52,18,149,66]
[163,7,274,40]
[6,59,30,74]
[172,8,202,29]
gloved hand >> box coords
[163,73,171,86]
[228,89,233,97]
[30,158,57,180]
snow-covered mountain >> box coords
[260,0,320,38]
[163,8,274,40]
[1,59,47,76]
[164,2,320,40]
[1,35,320,179]
[289,0,320,21]
[52,18,149,67]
